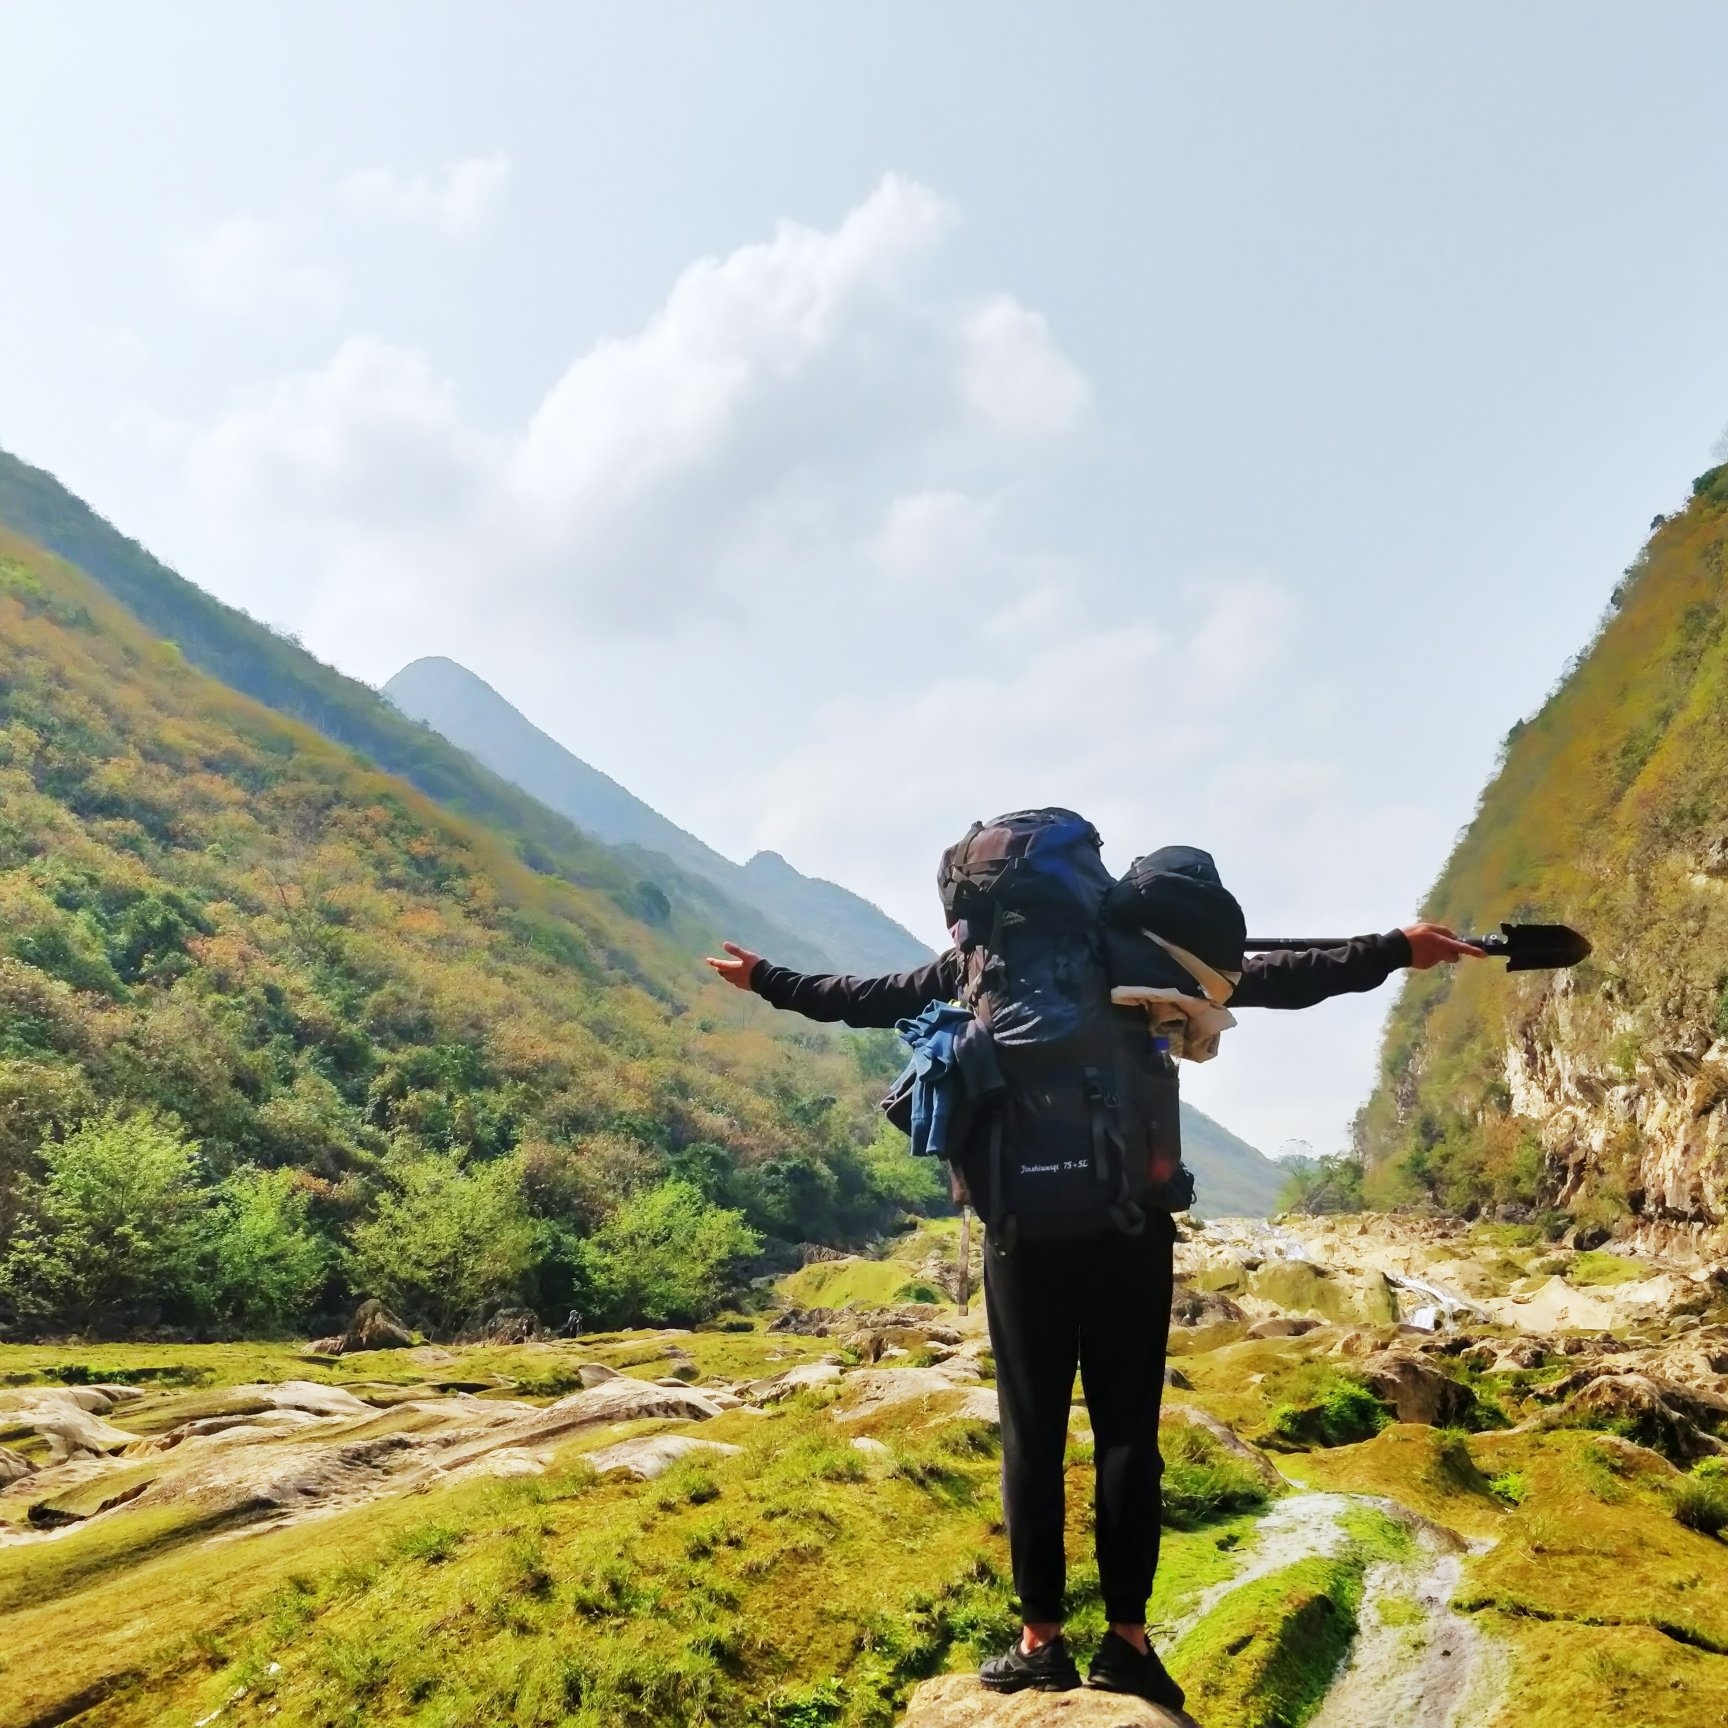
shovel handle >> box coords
[1241,937,1477,950]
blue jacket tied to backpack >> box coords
[888,1001,1002,1159]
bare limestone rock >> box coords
[577,1363,620,1387]
[1169,1284,1246,1326]
[135,1431,420,1517]
[768,1306,840,1336]
[142,1409,331,1453]
[1246,1316,1323,1340]
[535,1376,726,1432]
[343,1299,416,1352]
[458,1306,541,1345]
[1355,1351,1476,1427]
[746,1361,844,1403]
[582,1434,743,1481]
[951,1387,1000,1426]
[834,1364,983,1421]
[898,1674,1197,1727]
[0,1391,140,1459]
[0,1445,35,1483]
[1538,1372,1728,1462]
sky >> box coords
[4,4,1728,1159]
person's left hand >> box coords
[1403,922,1486,969]
[705,941,762,990]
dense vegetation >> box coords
[0,526,935,1340]
[1358,463,1728,1215]
[0,446,837,974]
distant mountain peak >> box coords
[384,657,931,975]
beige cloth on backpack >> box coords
[1109,932,1239,1063]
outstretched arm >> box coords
[705,941,963,1030]
[1231,922,1483,1011]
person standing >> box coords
[709,868,1478,1708]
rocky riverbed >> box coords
[3,1213,1726,1727]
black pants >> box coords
[983,1215,1175,1627]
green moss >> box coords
[1338,1504,1416,1563]
[1457,1433,1728,1654]
[1567,1250,1644,1288]
[1246,1260,1399,1324]
[1375,1593,1424,1628]
[775,1256,949,1312]
[1169,1555,1364,1728]
[1289,1426,1507,1539]
[1479,1616,1728,1728]
[1269,1373,1392,1449]
[1161,1423,1275,1529]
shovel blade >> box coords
[1494,922,1592,971]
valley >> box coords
[4,1213,1726,1727]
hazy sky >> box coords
[5,5,1727,1158]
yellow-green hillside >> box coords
[0,525,929,1341]
[1359,463,1728,1222]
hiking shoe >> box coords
[978,1635,1082,1693]
[1086,1630,1186,1710]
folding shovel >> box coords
[1244,922,1591,972]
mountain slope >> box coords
[1178,1102,1287,1216]
[0,520,921,1338]
[1359,464,1728,1225]
[383,656,929,975]
[0,447,838,975]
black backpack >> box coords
[937,809,1192,1242]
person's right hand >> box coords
[1403,922,1485,969]
[705,941,762,991]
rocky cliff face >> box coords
[1360,463,1728,1231]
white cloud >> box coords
[176,174,1073,634]
[873,490,998,583]
[337,149,511,238]
[957,294,1091,444]
[176,215,344,318]
[187,336,493,527]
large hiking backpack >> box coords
[936,809,1191,1241]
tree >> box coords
[0,1109,207,1334]
[1277,1151,1365,1215]
[209,1167,330,1334]
[348,1153,538,1336]
[578,1178,759,1327]
[858,1121,945,1214]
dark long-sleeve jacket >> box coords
[748,931,1414,1030]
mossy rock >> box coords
[1458,1431,1728,1653]
[1169,1554,1363,1727]
[1285,1424,1507,1538]
[1246,1260,1399,1325]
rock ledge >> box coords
[899,1675,1197,1727]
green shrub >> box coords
[576,1178,759,1329]
[1674,1471,1728,1536]
[0,1109,208,1333]
[1489,1469,1529,1506]
[1269,1374,1392,1448]
[208,1166,329,1334]
[394,1522,463,1563]
[348,1152,539,1337]
[1161,1422,1274,1527]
